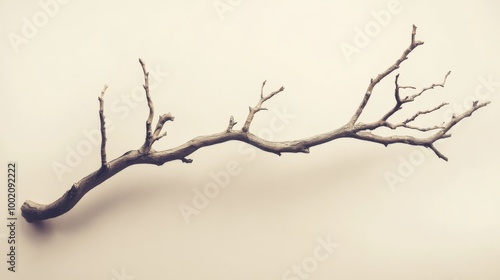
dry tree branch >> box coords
[21,25,490,223]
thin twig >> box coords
[98,84,108,168]
[226,116,237,132]
[138,59,174,153]
[403,102,448,124]
[139,58,154,153]
[348,25,424,126]
[406,70,451,101]
[241,80,285,132]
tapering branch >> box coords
[21,25,490,223]
[429,144,447,161]
[241,80,285,133]
[406,70,451,101]
[98,85,108,168]
[355,100,489,160]
[139,58,154,153]
[403,102,448,125]
[380,74,405,121]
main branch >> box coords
[21,26,490,223]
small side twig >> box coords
[407,70,451,101]
[403,102,448,125]
[153,113,175,141]
[380,69,451,125]
[138,59,174,153]
[241,80,285,133]
[226,116,237,132]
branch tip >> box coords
[429,145,448,161]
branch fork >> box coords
[138,58,174,153]
[241,80,285,133]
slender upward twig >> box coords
[20,26,490,223]
[139,58,153,153]
[226,116,237,132]
[98,84,108,168]
[138,58,174,153]
[242,80,285,133]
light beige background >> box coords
[1,1,499,279]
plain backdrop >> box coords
[1,1,499,279]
